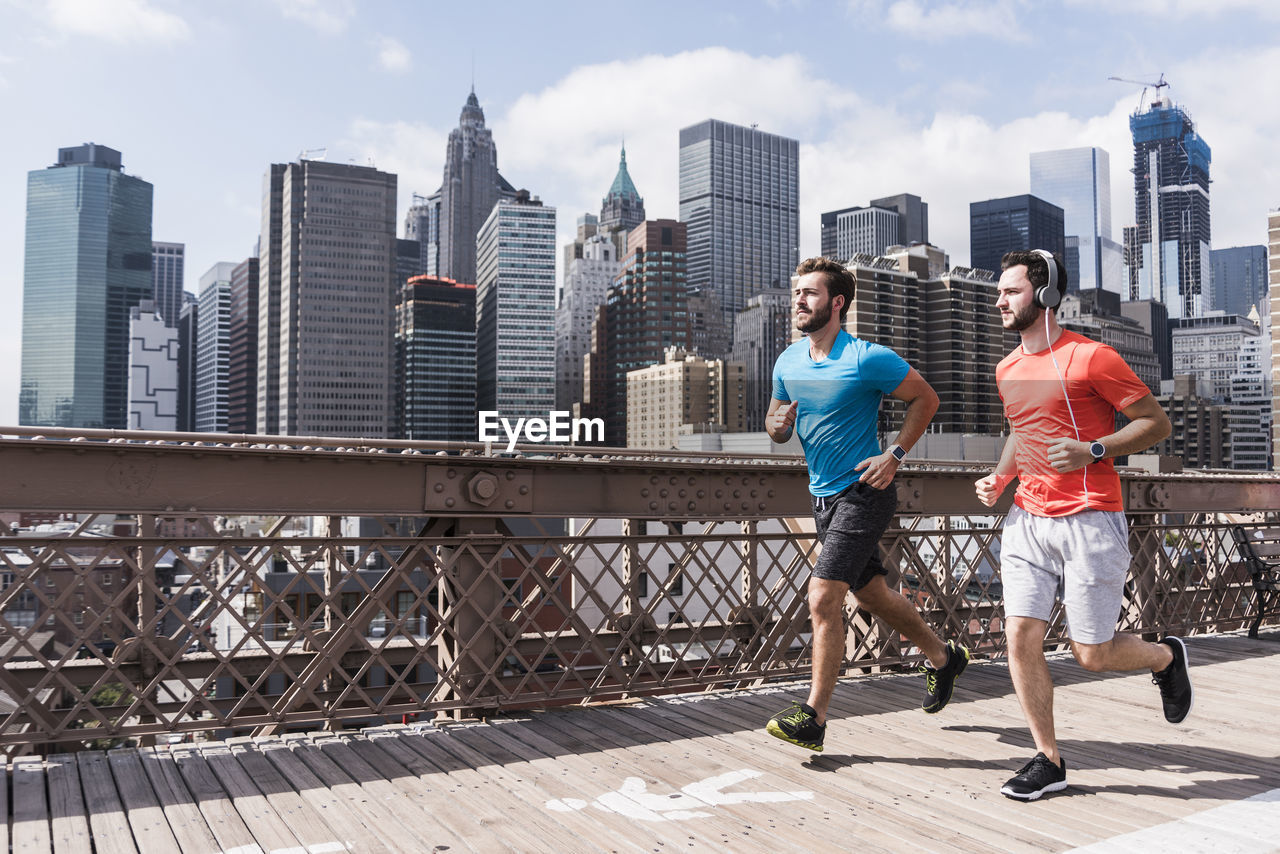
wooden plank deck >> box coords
[5,631,1280,853]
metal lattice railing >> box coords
[1,428,1277,754]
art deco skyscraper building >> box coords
[430,90,517,285]
[21,143,153,428]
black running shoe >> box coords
[1001,753,1068,801]
[921,640,970,714]
[765,702,825,751]
[1153,636,1193,724]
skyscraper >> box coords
[969,195,1066,276]
[1030,147,1124,294]
[821,205,901,260]
[20,143,153,428]
[1209,245,1267,318]
[556,233,620,411]
[1129,94,1212,318]
[432,90,517,285]
[177,293,198,432]
[475,191,556,418]
[598,145,645,257]
[127,300,178,430]
[821,195,928,262]
[1270,208,1280,471]
[403,192,439,276]
[588,220,691,446]
[227,256,259,434]
[196,263,233,434]
[151,241,185,326]
[870,193,929,246]
[729,289,791,433]
[257,158,398,436]
[395,275,476,441]
[679,119,799,334]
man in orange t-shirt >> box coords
[974,250,1191,802]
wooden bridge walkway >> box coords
[6,631,1280,853]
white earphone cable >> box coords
[1044,307,1090,509]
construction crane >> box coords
[1107,73,1169,111]
[297,147,327,162]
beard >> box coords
[796,298,834,333]
[1002,302,1041,332]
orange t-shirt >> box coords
[996,330,1151,517]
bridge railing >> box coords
[1,426,1276,754]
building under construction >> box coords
[1127,91,1212,319]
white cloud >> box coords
[46,0,190,44]
[373,36,411,74]
[481,47,1143,272]
[493,48,858,236]
[337,118,449,202]
[852,0,1030,42]
[1064,0,1280,18]
[341,45,1275,281]
[270,0,354,34]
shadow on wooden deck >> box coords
[7,631,1280,853]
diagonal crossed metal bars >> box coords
[1,427,1278,754]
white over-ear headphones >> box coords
[1031,249,1061,310]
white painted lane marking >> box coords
[1065,788,1280,854]
[545,768,814,823]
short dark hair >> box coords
[1000,250,1068,303]
[795,257,855,322]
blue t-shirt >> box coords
[771,330,910,497]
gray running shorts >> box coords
[1000,504,1131,644]
[811,480,898,592]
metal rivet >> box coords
[641,489,650,497]
[445,498,455,507]
[434,483,445,492]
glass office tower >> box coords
[1030,147,1124,294]
[20,144,153,428]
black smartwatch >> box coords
[889,444,906,462]
[1089,441,1106,461]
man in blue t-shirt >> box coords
[764,257,971,753]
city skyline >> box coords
[2,1,1278,425]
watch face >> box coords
[1090,442,1105,460]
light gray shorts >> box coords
[1000,504,1131,645]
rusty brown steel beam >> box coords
[4,435,1280,518]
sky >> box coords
[1,0,1277,427]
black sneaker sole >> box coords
[1000,780,1068,801]
[765,720,824,752]
[923,644,971,714]
[1162,636,1194,724]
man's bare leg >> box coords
[804,576,849,724]
[1006,616,1059,763]
[852,575,949,668]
